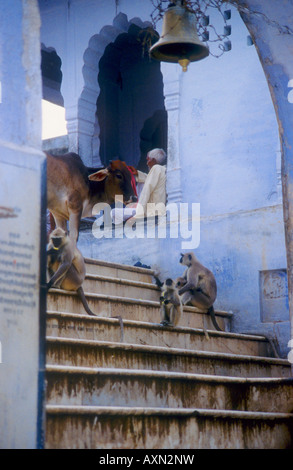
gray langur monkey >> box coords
[159,278,183,327]
[178,252,222,331]
[47,227,96,316]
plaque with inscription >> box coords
[0,144,46,449]
[259,269,290,323]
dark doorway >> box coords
[41,44,63,106]
[96,24,167,169]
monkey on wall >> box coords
[159,278,183,327]
[177,252,222,331]
[47,227,97,316]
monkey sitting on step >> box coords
[47,227,96,316]
[178,252,222,331]
[159,278,183,327]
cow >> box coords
[46,152,136,243]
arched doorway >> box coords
[41,44,67,143]
[79,13,167,167]
[41,44,63,106]
[96,23,167,168]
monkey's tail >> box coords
[111,315,124,342]
[242,331,280,358]
[77,287,97,316]
[202,315,210,340]
[208,305,223,332]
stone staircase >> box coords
[45,258,293,449]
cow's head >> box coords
[88,160,136,204]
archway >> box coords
[41,44,67,142]
[41,43,63,106]
[96,24,167,168]
[79,13,166,167]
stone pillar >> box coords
[0,0,46,448]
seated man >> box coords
[111,148,167,225]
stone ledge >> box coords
[46,364,293,385]
[48,288,233,317]
[46,404,293,420]
[46,310,233,332]
[45,336,290,365]
[84,257,154,274]
[85,273,160,289]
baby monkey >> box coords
[159,278,183,327]
[47,227,96,316]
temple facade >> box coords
[38,0,291,355]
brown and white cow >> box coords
[47,152,136,242]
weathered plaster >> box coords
[235,0,293,347]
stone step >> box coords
[46,336,292,378]
[47,290,232,331]
[46,312,271,357]
[45,257,293,449]
[45,405,293,449]
[85,257,154,283]
[83,273,160,301]
[46,365,293,413]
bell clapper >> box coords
[178,58,190,72]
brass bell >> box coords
[150,1,209,72]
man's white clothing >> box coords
[111,164,166,224]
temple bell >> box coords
[150,1,209,72]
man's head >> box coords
[146,148,167,170]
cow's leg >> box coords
[68,210,82,243]
[52,213,68,232]
[46,211,57,242]
[68,190,83,243]
[49,212,56,231]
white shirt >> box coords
[135,164,166,218]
